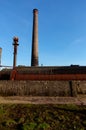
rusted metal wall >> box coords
[10,71,86,80]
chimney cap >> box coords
[33,8,38,14]
[13,37,19,42]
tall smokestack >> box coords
[13,37,19,68]
[31,9,39,66]
[0,47,2,66]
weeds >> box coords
[0,104,85,130]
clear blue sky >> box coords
[0,0,86,66]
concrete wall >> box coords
[0,80,85,97]
[73,81,86,94]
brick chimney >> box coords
[31,9,39,66]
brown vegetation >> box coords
[0,104,86,130]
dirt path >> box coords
[0,96,86,105]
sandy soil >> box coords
[0,96,86,105]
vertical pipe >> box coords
[31,9,39,66]
[13,37,19,68]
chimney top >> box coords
[13,37,19,42]
[33,9,38,14]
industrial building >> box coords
[0,9,86,97]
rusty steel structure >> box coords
[10,73,86,81]
[31,9,39,66]
[10,66,86,80]
[13,37,19,68]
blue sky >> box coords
[0,0,86,66]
